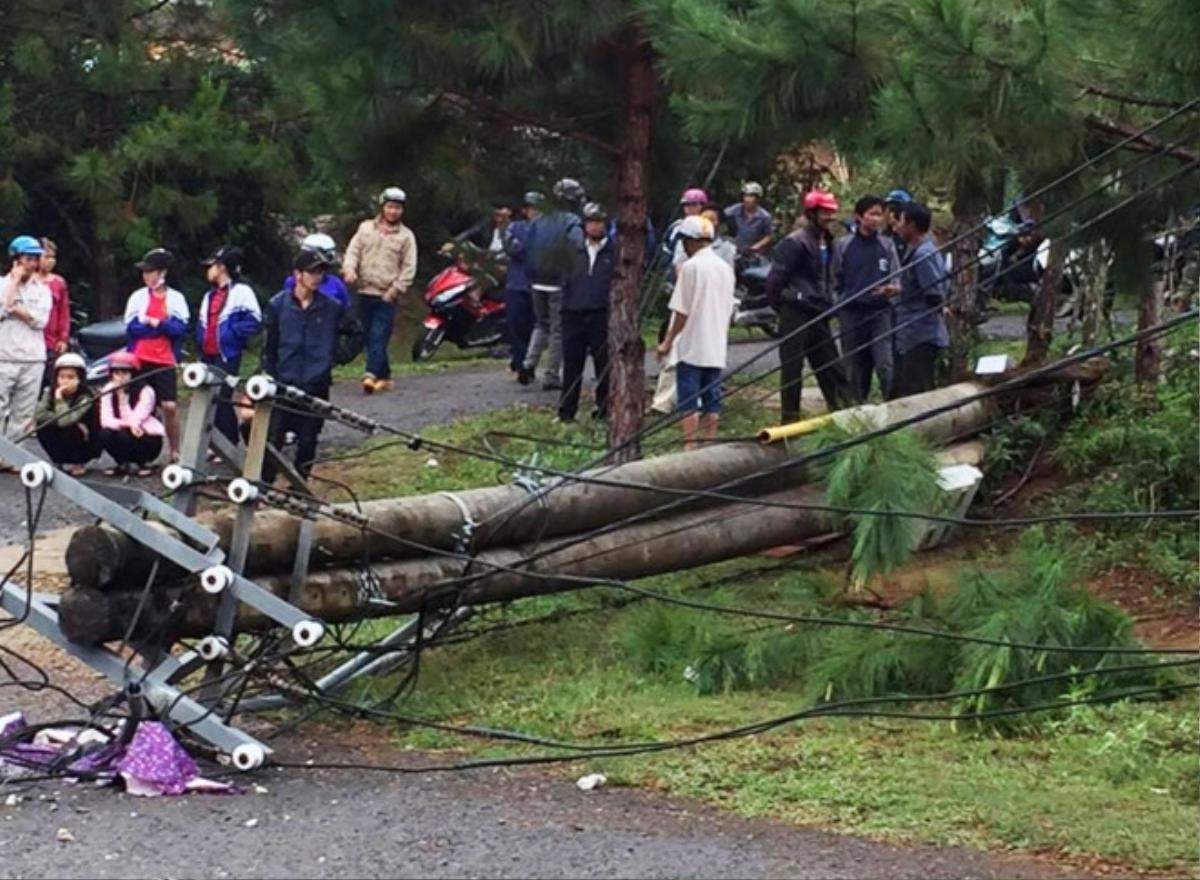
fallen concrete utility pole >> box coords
[68,383,998,590]
[58,444,983,644]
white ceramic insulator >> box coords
[197,635,230,661]
[200,565,234,595]
[291,620,325,648]
[19,461,54,489]
[181,362,210,389]
[244,375,277,401]
[231,742,265,772]
[227,478,259,505]
[161,464,193,491]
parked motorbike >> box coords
[730,254,780,337]
[412,266,507,362]
[75,317,127,386]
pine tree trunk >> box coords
[606,29,654,463]
[1134,275,1163,399]
[945,212,981,379]
[1022,239,1066,366]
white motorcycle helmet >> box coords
[378,186,407,206]
[301,232,339,265]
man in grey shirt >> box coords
[724,182,774,255]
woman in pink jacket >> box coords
[99,351,164,476]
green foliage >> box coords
[818,423,946,588]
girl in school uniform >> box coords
[98,351,164,476]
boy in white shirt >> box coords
[656,216,735,449]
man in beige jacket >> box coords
[343,186,418,393]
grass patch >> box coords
[347,563,1197,871]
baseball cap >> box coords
[294,249,331,272]
[136,248,174,272]
[677,215,715,241]
[201,245,244,269]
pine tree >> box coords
[0,0,300,316]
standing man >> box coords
[343,186,418,395]
[502,193,537,378]
[196,246,262,446]
[0,236,52,470]
[124,247,188,464]
[832,196,902,402]
[37,239,71,379]
[765,190,850,423]
[557,202,614,424]
[656,216,735,449]
[725,182,774,256]
[650,188,708,414]
[664,187,708,271]
[892,202,950,397]
[883,188,915,260]
[518,178,585,390]
[261,249,362,481]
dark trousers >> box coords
[839,308,895,403]
[99,428,162,466]
[357,294,396,379]
[37,423,99,465]
[894,343,941,397]
[778,302,849,422]
[262,381,329,483]
[201,352,241,445]
[505,288,534,371]
[558,308,609,420]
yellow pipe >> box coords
[757,413,834,444]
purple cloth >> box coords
[0,713,237,796]
[116,722,199,796]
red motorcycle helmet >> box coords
[802,190,840,213]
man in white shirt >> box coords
[0,236,53,469]
[656,216,735,449]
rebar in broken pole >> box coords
[59,444,983,645]
[66,383,1001,591]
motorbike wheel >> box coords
[412,326,446,362]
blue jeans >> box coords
[505,288,534,371]
[676,362,723,414]
[357,294,396,379]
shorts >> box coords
[138,363,178,403]
[675,362,723,414]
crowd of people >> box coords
[0,177,954,477]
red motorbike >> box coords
[411,266,508,362]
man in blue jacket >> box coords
[196,245,262,445]
[260,249,362,481]
[557,202,614,423]
[831,196,901,402]
[502,194,537,375]
[892,202,950,397]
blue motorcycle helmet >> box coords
[884,188,915,207]
[8,235,44,257]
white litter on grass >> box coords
[425,456,440,469]
[576,773,607,792]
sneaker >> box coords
[516,367,534,386]
[373,378,394,392]
[362,374,377,395]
